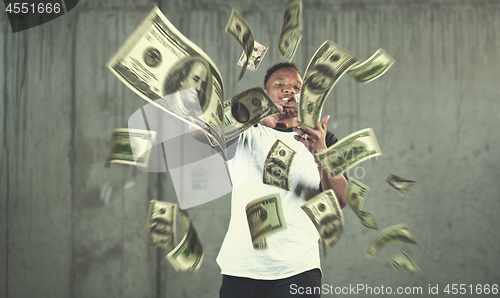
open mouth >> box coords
[279,94,296,105]
[279,94,295,100]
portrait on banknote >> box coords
[231,102,250,123]
[304,64,335,94]
[162,56,212,115]
[319,214,342,239]
[265,164,285,180]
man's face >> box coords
[264,67,302,112]
[181,62,208,96]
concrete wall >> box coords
[1,0,499,297]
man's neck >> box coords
[274,117,297,130]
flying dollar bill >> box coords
[299,40,359,130]
[315,128,382,178]
[366,224,417,257]
[346,178,369,210]
[357,210,378,230]
[348,48,395,83]
[388,251,421,272]
[281,0,303,33]
[254,238,268,250]
[106,128,156,167]
[166,209,204,271]
[262,139,296,191]
[107,6,226,151]
[226,9,255,81]
[301,189,344,255]
[223,88,283,141]
[246,193,287,248]
[386,174,417,196]
[279,31,302,62]
[237,41,268,71]
[278,0,303,61]
[147,200,177,249]
[346,178,378,230]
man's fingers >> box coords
[320,115,330,131]
[295,120,316,135]
[293,126,308,137]
[288,107,298,117]
[283,105,298,117]
[294,134,307,146]
[286,100,298,108]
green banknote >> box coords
[246,194,287,249]
[346,178,378,230]
[348,48,395,83]
[226,9,255,81]
[301,189,344,255]
[315,128,382,178]
[107,6,226,151]
[299,40,359,130]
[262,140,296,191]
[106,128,156,167]
[223,88,282,141]
[388,251,421,272]
[166,209,204,271]
[278,0,303,61]
[386,174,417,196]
[366,224,417,257]
[147,200,177,249]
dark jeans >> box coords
[219,268,322,298]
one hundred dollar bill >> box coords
[262,140,296,191]
[346,178,378,230]
[301,189,344,255]
[358,210,378,230]
[106,128,156,167]
[166,209,204,271]
[388,251,421,272]
[107,7,226,151]
[237,41,268,71]
[281,0,303,33]
[246,194,287,248]
[278,0,303,61]
[346,178,369,211]
[279,31,302,62]
[386,174,417,196]
[366,224,417,257]
[315,128,382,178]
[147,200,177,249]
[223,88,283,141]
[254,238,268,250]
[299,40,359,130]
[226,9,255,81]
[348,48,395,83]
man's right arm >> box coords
[188,124,211,145]
[188,124,238,160]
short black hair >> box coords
[264,62,301,87]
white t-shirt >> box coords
[216,124,323,280]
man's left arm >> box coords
[316,163,347,209]
[293,116,347,208]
